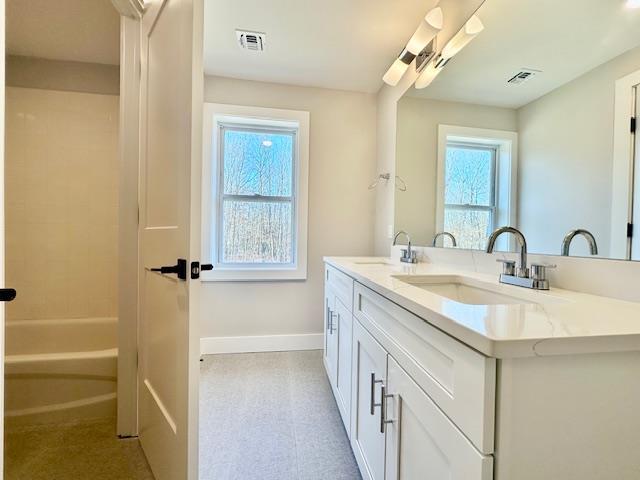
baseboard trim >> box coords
[200,333,324,355]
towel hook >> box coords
[368,173,407,192]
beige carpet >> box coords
[199,350,361,480]
[4,418,154,480]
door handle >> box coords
[190,261,213,279]
[151,259,187,280]
[0,288,16,302]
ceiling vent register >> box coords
[236,30,266,52]
[507,68,541,85]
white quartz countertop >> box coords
[325,256,640,358]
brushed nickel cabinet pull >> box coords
[380,385,394,433]
[370,373,383,415]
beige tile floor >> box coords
[5,350,359,480]
[4,418,154,480]
[199,350,362,480]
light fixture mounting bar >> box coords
[415,39,436,73]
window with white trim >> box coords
[202,104,309,281]
[443,142,498,249]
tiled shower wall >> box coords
[5,87,119,320]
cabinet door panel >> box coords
[354,282,495,453]
[335,298,353,434]
[324,290,338,383]
[351,320,387,480]
[385,356,493,480]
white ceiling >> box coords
[203,0,441,93]
[409,0,640,108]
[6,0,121,65]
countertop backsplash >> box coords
[391,245,640,303]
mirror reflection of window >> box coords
[443,143,497,249]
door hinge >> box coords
[190,261,214,279]
[627,222,634,238]
[632,117,637,134]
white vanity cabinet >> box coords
[324,259,640,480]
[324,262,495,480]
[323,265,354,436]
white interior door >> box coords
[632,85,640,260]
[138,1,203,479]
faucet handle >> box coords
[496,259,516,276]
[530,263,556,281]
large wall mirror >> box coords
[394,0,640,260]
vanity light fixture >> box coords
[414,58,443,89]
[437,15,484,67]
[415,14,484,89]
[382,50,415,86]
[382,6,443,86]
[406,7,444,54]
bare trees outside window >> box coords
[219,126,296,265]
[443,143,497,250]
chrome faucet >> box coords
[561,229,598,256]
[431,232,457,247]
[486,226,529,277]
[393,230,417,264]
[486,226,555,290]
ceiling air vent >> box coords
[236,30,266,52]
[507,68,541,85]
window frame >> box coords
[436,125,518,252]
[202,103,310,281]
[443,142,499,247]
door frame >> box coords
[111,0,145,438]
[633,88,640,260]
[1,0,6,473]
[611,68,640,259]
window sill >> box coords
[200,267,307,282]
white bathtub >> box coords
[4,317,118,427]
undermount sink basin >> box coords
[393,275,539,306]
[353,260,392,265]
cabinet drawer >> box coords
[354,282,496,454]
[325,264,354,311]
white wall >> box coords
[395,96,517,246]
[200,76,377,340]
[517,45,640,257]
